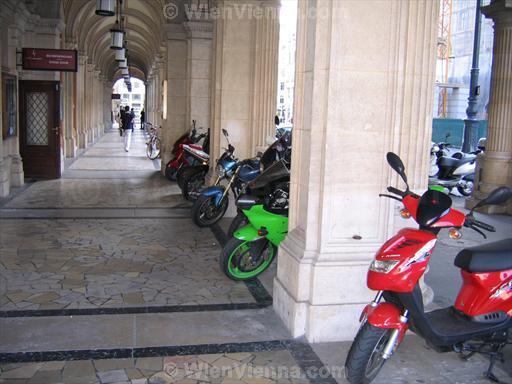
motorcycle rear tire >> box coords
[177,166,190,189]
[220,237,276,281]
[182,168,207,201]
[192,195,228,227]
[345,322,392,384]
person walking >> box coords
[121,105,134,151]
[118,108,125,136]
[140,108,145,130]
[130,108,135,130]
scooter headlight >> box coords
[369,260,399,274]
[216,164,226,178]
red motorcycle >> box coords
[345,152,512,384]
[164,121,209,181]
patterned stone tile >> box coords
[0,351,310,384]
[0,218,256,311]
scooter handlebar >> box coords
[464,216,496,238]
[471,219,496,232]
[387,186,406,197]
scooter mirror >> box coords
[222,129,229,138]
[472,186,512,211]
[386,152,408,186]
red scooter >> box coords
[164,121,209,181]
[345,152,512,384]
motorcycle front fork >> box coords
[363,291,409,360]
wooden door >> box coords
[19,81,61,179]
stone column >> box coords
[184,20,213,132]
[163,24,188,169]
[273,0,438,342]
[250,2,279,153]
[146,74,153,123]
[63,71,77,158]
[85,62,95,143]
[104,80,112,132]
[468,0,512,214]
[210,0,280,163]
[77,54,88,149]
[94,70,102,138]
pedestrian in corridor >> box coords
[121,105,134,151]
[140,108,145,130]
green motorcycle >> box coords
[220,159,290,280]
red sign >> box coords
[22,48,77,72]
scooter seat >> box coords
[454,238,512,272]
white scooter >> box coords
[429,137,486,196]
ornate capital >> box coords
[482,0,512,26]
[163,23,186,40]
[184,21,213,39]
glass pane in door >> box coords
[26,92,49,146]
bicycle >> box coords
[145,123,161,160]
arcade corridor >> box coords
[1,128,510,383]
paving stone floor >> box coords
[0,129,270,312]
[0,218,257,311]
[0,350,308,384]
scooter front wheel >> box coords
[220,237,276,281]
[345,322,392,384]
[192,195,228,227]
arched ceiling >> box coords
[63,0,171,81]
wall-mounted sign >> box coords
[112,93,121,100]
[22,48,78,72]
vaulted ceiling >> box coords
[62,0,181,82]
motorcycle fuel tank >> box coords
[219,157,237,172]
[238,163,260,183]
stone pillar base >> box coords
[273,232,373,342]
[274,278,367,342]
[78,132,88,149]
[0,159,10,197]
[66,137,77,158]
[466,151,512,214]
[10,155,24,187]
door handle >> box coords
[52,127,59,133]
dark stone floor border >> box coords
[0,299,270,318]
[0,339,337,384]
[0,207,192,219]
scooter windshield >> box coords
[416,189,452,227]
[248,159,290,190]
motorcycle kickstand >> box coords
[483,345,506,384]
